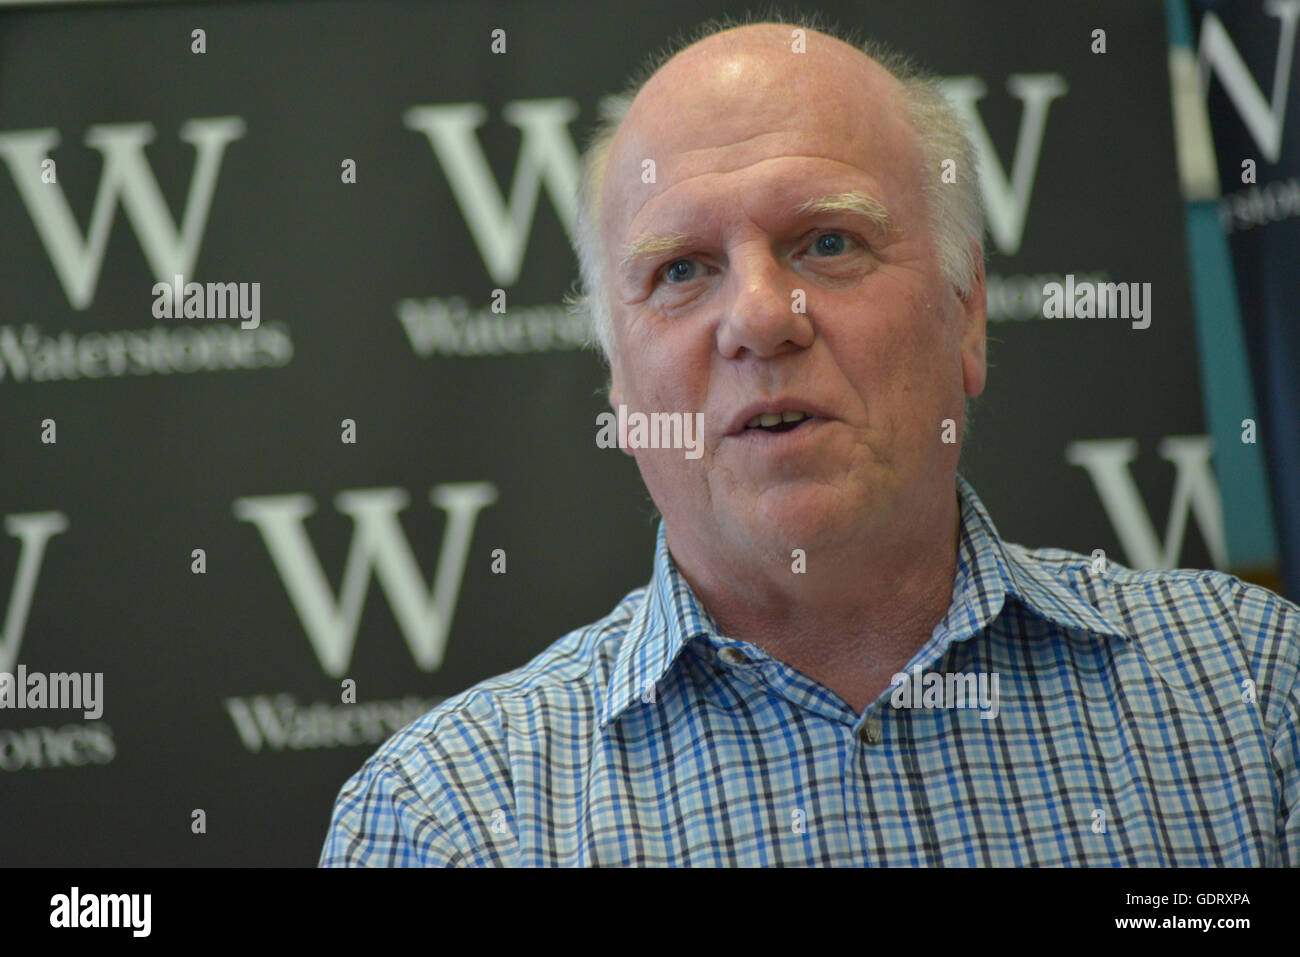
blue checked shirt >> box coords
[320,475,1300,866]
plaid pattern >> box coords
[320,475,1300,866]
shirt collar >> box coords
[600,474,1128,727]
[944,474,1130,649]
[600,522,717,728]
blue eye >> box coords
[813,233,847,255]
[665,259,697,282]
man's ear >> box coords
[608,362,624,409]
[958,239,987,399]
[607,360,636,457]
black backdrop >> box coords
[0,0,1220,865]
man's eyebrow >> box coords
[793,190,894,231]
[617,190,894,274]
[619,232,693,272]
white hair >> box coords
[566,14,985,364]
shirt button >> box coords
[860,714,883,746]
[718,647,750,665]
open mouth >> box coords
[743,411,812,434]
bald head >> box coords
[611,23,915,181]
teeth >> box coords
[745,411,809,429]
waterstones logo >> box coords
[0,116,247,312]
[396,296,587,357]
[0,323,293,384]
[233,482,498,678]
[0,723,115,772]
[224,693,440,752]
[890,666,1000,720]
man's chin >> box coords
[738,489,862,555]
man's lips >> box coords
[725,400,835,436]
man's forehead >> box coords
[603,28,915,234]
[619,31,904,151]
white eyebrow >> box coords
[619,231,693,270]
[792,190,893,231]
[618,189,894,274]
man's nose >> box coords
[715,247,815,358]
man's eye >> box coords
[663,259,697,283]
[812,233,848,256]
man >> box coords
[321,18,1299,866]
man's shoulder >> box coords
[1010,542,1299,633]
[320,583,652,864]
[1007,542,1300,705]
